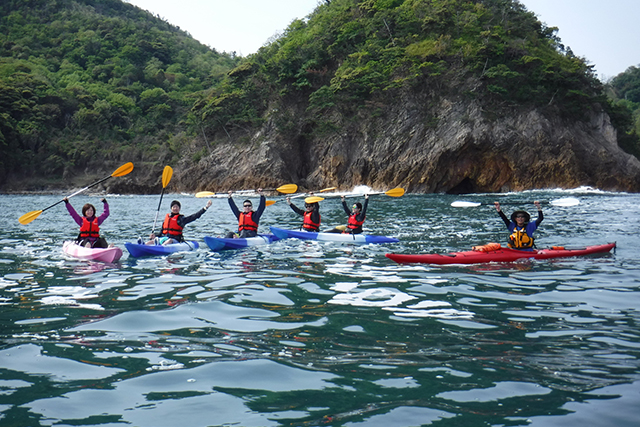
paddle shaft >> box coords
[151,188,166,234]
[41,174,115,214]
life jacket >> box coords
[345,213,365,233]
[239,211,258,232]
[79,217,100,239]
[162,214,184,239]
[508,227,534,249]
[303,211,321,232]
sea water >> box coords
[0,188,638,426]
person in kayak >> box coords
[225,189,266,238]
[63,197,111,248]
[286,195,321,232]
[327,194,369,234]
[146,199,212,245]
[494,201,543,250]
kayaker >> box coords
[63,197,111,248]
[286,195,320,232]
[226,189,266,238]
[145,199,212,245]
[494,201,543,250]
[327,194,369,234]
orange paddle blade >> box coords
[112,162,134,177]
[162,166,173,188]
[19,210,43,225]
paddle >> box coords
[195,183,298,198]
[450,197,580,208]
[341,187,405,198]
[151,165,173,234]
[18,162,134,225]
[290,186,337,199]
[305,196,325,204]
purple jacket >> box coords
[65,200,109,241]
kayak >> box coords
[385,242,616,265]
[62,241,123,263]
[203,234,279,251]
[124,241,199,258]
[270,227,399,244]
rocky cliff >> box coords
[133,93,640,195]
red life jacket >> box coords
[162,214,184,239]
[303,211,321,232]
[79,217,100,239]
[239,211,258,232]
[346,213,365,232]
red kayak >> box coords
[386,242,616,265]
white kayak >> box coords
[270,227,399,244]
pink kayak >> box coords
[62,241,123,263]
[386,242,616,265]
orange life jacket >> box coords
[239,211,258,232]
[303,211,321,232]
[79,217,100,239]
[345,213,365,232]
[508,227,534,249]
[162,214,184,239]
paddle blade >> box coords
[385,187,405,197]
[305,196,324,204]
[451,201,481,207]
[162,166,173,188]
[19,210,43,225]
[265,200,276,206]
[195,191,216,198]
[319,186,337,193]
[334,225,347,231]
[112,162,134,177]
[550,197,580,207]
[276,184,298,194]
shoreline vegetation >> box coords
[1,0,639,194]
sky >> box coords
[125,0,640,80]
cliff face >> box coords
[163,92,640,195]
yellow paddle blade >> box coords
[334,225,347,231]
[265,200,276,206]
[195,191,216,198]
[276,184,298,194]
[19,210,43,225]
[305,196,324,204]
[319,186,337,193]
[385,187,405,197]
[112,162,134,177]
[162,166,173,188]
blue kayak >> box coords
[270,227,399,244]
[124,241,199,258]
[203,234,279,252]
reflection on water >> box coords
[0,190,639,426]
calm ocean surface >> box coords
[1,188,639,427]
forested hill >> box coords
[0,0,238,189]
[182,0,640,193]
[2,0,640,193]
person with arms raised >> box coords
[64,197,112,248]
[226,189,266,238]
[286,195,321,232]
[494,201,543,250]
[145,199,212,245]
[327,194,369,234]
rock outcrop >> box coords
[167,95,640,194]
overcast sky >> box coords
[125,0,640,80]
